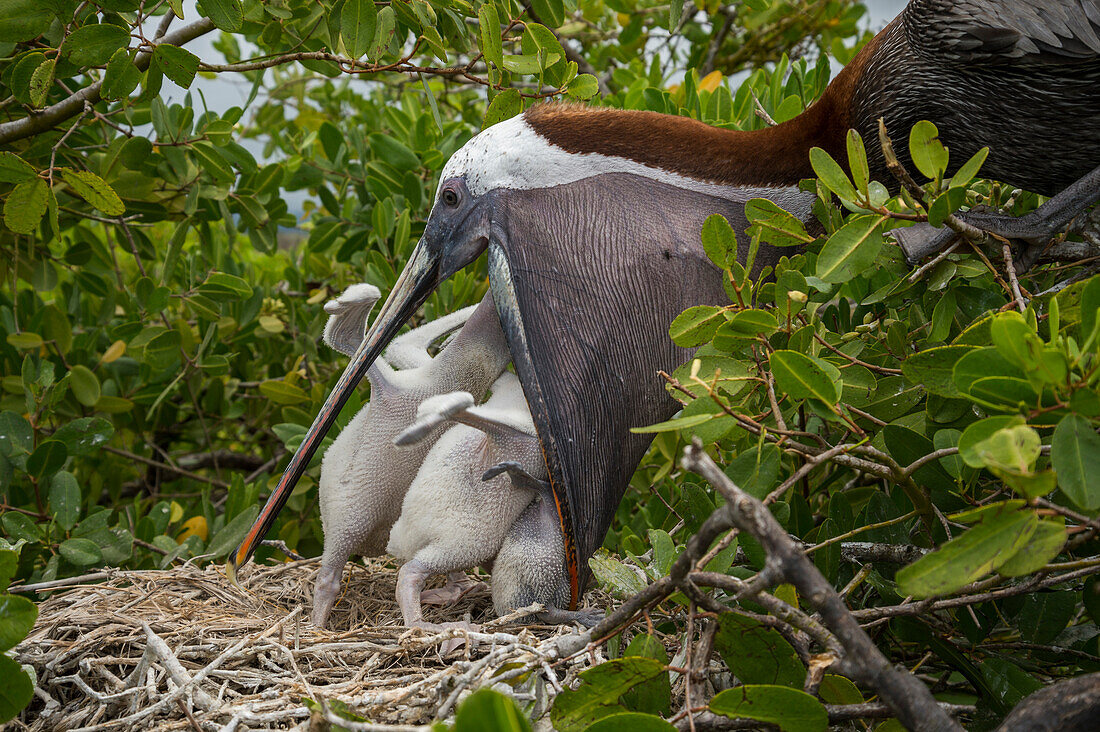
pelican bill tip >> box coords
[225,556,243,591]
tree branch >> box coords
[0,19,216,145]
[681,439,961,732]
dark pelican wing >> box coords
[904,0,1100,62]
[485,173,791,602]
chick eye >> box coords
[441,188,459,206]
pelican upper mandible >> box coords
[231,0,1100,608]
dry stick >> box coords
[852,564,1100,622]
[9,570,115,594]
[681,439,961,732]
[70,606,303,731]
[908,239,961,282]
[1002,242,1028,312]
[103,445,231,489]
[140,623,218,712]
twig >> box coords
[1002,242,1028,312]
[0,19,217,144]
[9,570,115,593]
[103,446,231,489]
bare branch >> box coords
[681,439,961,732]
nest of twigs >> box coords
[8,557,613,731]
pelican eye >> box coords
[441,187,460,206]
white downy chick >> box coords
[312,285,507,628]
[389,373,600,630]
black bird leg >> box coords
[894,163,1100,269]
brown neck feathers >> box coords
[524,33,882,189]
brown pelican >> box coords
[391,377,601,628]
[249,283,510,627]
[232,0,1100,607]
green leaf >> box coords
[191,141,235,183]
[550,657,667,732]
[927,186,966,228]
[669,305,724,347]
[951,146,988,188]
[979,658,1042,709]
[0,412,33,457]
[154,44,200,88]
[259,380,310,405]
[0,152,37,184]
[4,178,48,235]
[588,552,647,597]
[371,6,396,58]
[585,714,677,732]
[1051,414,1100,510]
[990,311,1043,369]
[60,169,125,216]
[341,0,378,58]
[69,364,101,407]
[997,517,1065,577]
[809,146,858,202]
[502,53,561,74]
[714,614,806,689]
[1017,591,1076,645]
[0,551,16,593]
[726,309,777,337]
[909,120,948,180]
[53,417,114,456]
[28,57,54,107]
[896,503,1037,598]
[49,471,82,531]
[369,133,420,171]
[566,73,600,100]
[971,424,1040,475]
[102,48,143,100]
[65,23,131,66]
[0,0,54,43]
[198,271,253,300]
[846,129,869,198]
[453,688,532,732]
[709,685,827,732]
[0,654,34,723]
[952,347,1026,401]
[630,412,714,435]
[530,0,564,27]
[815,215,885,283]
[483,89,522,129]
[622,634,671,715]
[902,345,973,398]
[478,3,503,68]
[745,198,813,247]
[0,593,37,652]
[60,536,103,566]
[201,0,243,32]
[27,440,67,479]
[817,675,863,705]
[701,214,738,269]
[770,350,841,404]
[206,505,259,558]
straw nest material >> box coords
[8,557,615,731]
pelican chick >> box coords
[388,372,537,631]
[310,284,508,628]
[484,462,602,627]
[390,375,599,630]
